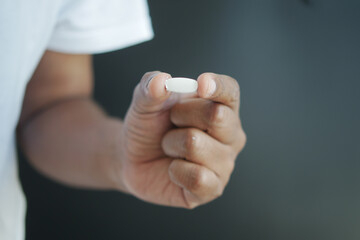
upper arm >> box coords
[19,50,93,127]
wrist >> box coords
[101,117,129,193]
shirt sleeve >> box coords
[47,0,154,54]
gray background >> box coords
[19,0,360,239]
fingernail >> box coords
[143,72,160,95]
[206,78,216,97]
[145,73,158,90]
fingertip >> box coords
[197,73,217,99]
[148,72,172,100]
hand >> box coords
[117,71,246,208]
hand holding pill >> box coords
[118,71,246,208]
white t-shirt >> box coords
[0,0,153,239]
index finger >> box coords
[197,73,240,112]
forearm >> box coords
[18,97,126,192]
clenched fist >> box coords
[116,71,246,209]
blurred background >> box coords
[19,0,360,239]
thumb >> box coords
[131,71,174,114]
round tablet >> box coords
[165,77,198,93]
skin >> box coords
[18,50,247,209]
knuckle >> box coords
[185,201,200,210]
[219,158,235,185]
[225,159,236,174]
[188,167,207,192]
[219,74,240,100]
[184,129,200,159]
[239,130,247,150]
[226,75,240,91]
[214,187,224,198]
[235,129,247,152]
[232,77,240,91]
[228,77,240,104]
[209,103,227,128]
[231,84,240,104]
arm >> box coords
[18,50,126,191]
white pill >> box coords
[165,77,198,93]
